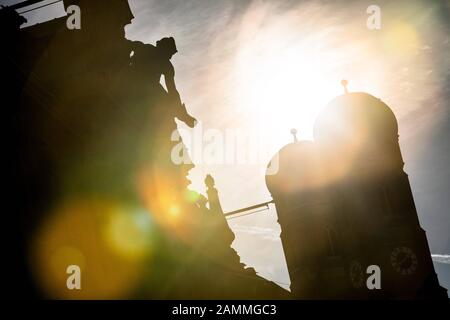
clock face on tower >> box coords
[349,260,364,288]
[390,246,418,275]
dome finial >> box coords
[290,128,298,142]
[341,79,349,94]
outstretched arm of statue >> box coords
[163,62,177,93]
[177,103,197,128]
[163,65,197,128]
[164,74,182,103]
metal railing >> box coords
[224,200,274,219]
[3,0,63,13]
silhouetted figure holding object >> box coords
[0,6,27,34]
[131,37,197,127]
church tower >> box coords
[266,137,351,298]
[266,85,447,299]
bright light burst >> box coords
[228,4,350,143]
[220,1,430,146]
[234,34,341,141]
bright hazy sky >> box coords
[124,0,450,288]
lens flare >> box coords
[168,204,181,218]
[31,199,153,299]
[103,208,153,260]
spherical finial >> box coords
[290,128,298,142]
[341,79,349,94]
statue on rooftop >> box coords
[131,37,197,128]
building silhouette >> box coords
[266,88,448,299]
[2,0,287,299]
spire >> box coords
[290,128,298,143]
[205,174,223,214]
[205,174,215,189]
[341,79,349,94]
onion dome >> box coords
[313,82,402,177]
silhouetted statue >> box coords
[2,1,290,299]
[131,37,197,127]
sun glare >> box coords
[233,18,342,142]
